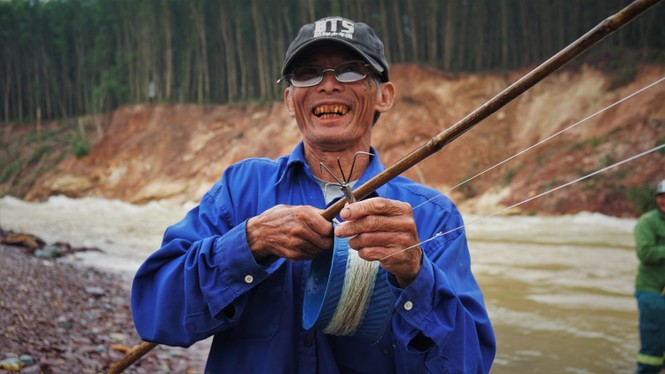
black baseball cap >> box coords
[281,16,390,82]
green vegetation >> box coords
[609,60,637,90]
[1,0,663,123]
[0,120,93,197]
[0,161,20,184]
[658,137,665,155]
[458,159,479,198]
[627,184,658,214]
[70,135,90,159]
[501,165,522,187]
[600,153,615,168]
[542,179,559,192]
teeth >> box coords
[314,105,348,117]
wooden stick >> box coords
[106,342,157,374]
[107,0,662,372]
[322,0,662,221]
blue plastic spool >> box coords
[302,235,396,342]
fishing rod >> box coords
[321,0,663,220]
[107,0,662,372]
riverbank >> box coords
[0,196,644,372]
[0,237,207,373]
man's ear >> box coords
[284,87,296,118]
[375,81,395,113]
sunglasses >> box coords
[279,60,372,88]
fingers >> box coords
[333,197,422,287]
[339,197,408,221]
[335,197,415,238]
[346,231,412,254]
[246,205,333,262]
[352,240,422,288]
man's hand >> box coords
[246,205,333,262]
[334,197,422,288]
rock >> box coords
[1,233,45,250]
[109,333,128,342]
[42,175,94,197]
[34,244,62,258]
[84,286,105,297]
[0,357,24,371]
[0,243,207,373]
[19,364,41,374]
[19,355,34,365]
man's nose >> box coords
[318,69,342,90]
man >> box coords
[634,179,665,373]
[131,16,495,373]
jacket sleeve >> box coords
[634,213,665,265]
[388,213,496,373]
[130,181,284,347]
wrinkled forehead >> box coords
[287,42,365,69]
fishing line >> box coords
[323,249,379,335]
[410,76,665,212]
[381,142,665,261]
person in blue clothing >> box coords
[131,16,495,373]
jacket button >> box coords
[404,301,413,311]
[303,335,313,347]
[244,275,254,284]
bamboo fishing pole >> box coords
[322,0,663,220]
[107,0,662,372]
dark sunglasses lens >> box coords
[334,62,367,82]
[289,61,368,87]
[290,66,323,87]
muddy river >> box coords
[0,196,640,373]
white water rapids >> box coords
[0,195,640,373]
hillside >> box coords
[3,64,665,217]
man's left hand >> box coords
[334,197,422,288]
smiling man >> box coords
[131,16,495,373]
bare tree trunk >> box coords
[406,0,418,62]
[38,43,53,119]
[234,12,248,100]
[251,0,268,98]
[190,0,210,103]
[220,6,237,102]
[500,0,509,69]
[378,0,390,58]
[162,0,174,101]
[426,0,438,66]
[443,0,455,70]
[391,1,405,62]
[2,72,9,122]
[306,0,315,22]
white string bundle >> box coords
[323,246,379,335]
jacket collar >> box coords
[278,141,389,197]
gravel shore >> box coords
[0,240,208,374]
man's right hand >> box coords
[246,205,333,262]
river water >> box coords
[0,196,641,373]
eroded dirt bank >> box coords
[3,64,664,217]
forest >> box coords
[1,0,664,123]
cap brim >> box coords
[281,37,385,79]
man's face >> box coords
[656,194,665,213]
[284,46,394,152]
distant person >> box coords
[633,179,665,373]
[130,16,495,372]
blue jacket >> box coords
[131,142,495,373]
